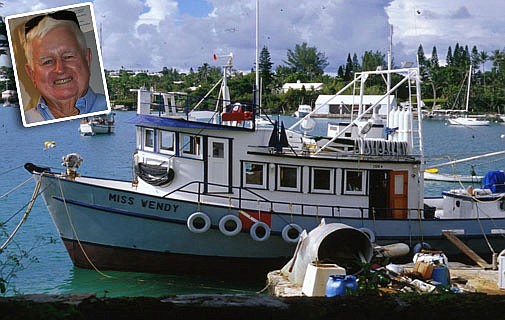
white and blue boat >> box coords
[25,61,505,277]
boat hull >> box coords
[447,118,490,126]
[35,173,505,275]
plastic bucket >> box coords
[431,266,450,286]
[326,275,358,297]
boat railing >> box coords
[162,180,429,219]
[136,90,257,127]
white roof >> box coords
[282,81,323,91]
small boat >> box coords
[447,117,489,126]
[79,113,115,136]
[255,115,272,126]
[424,171,483,183]
[447,66,489,126]
[294,104,312,118]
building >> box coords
[282,80,323,93]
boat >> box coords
[447,66,489,126]
[24,61,505,278]
[424,171,483,183]
[424,151,505,182]
[294,104,312,118]
[79,113,115,136]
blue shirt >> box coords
[24,88,108,125]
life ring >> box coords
[250,221,270,242]
[218,215,242,236]
[359,227,376,243]
[281,223,303,243]
[187,212,211,233]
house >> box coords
[314,94,396,116]
[282,80,323,93]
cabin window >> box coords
[144,128,155,151]
[212,142,225,158]
[136,128,142,149]
[181,134,202,158]
[312,168,334,193]
[343,169,366,195]
[243,162,266,188]
[159,130,175,154]
[278,165,300,191]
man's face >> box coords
[25,26,91,106]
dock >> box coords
[267,262,504,297]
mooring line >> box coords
[0,174,42,252]
[57,176,113,279]
[0,176,33,200]
[0,164,24,177]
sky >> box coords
[2,0,505,73]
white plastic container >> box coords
[302,262,346,297]
[498,249,505,289]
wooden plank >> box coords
[442,231,492,269]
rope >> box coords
[0,176,33,200]
[0,174,42,252]
[475,205,496,254]
[0,164,24,177]
[57,176,113,279]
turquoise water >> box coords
[1,106,505,297]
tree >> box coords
[471,45,480,71]
[430,46,439,68]
[417,44,426,67]
[446,46,453,66]
[259,46,274,90]
[283,42,329,81]
[344,53,353,81]
[337,65,344,79]
[352,53,360,72]
[361,50,386,71]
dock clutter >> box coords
[268,222,503,297]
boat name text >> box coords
[108,193,179,212]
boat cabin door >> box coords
[206,137,231,193]
[369,170,408,219]
[389,171,408,219]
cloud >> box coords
[3,0,505,73]
[386,0,505,59]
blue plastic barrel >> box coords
[431,266,450,285]
[326,275,358,297]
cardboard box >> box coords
[413,261,434,280]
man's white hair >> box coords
[24,16,87,68]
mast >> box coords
[465,65,472,113]
[255,0,260,110]
[387,25,393,122]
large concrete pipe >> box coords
[284,222,373,285]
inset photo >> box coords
[6,2,110,127]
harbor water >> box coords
[1,106,505,296]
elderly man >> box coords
[23,10,107,124]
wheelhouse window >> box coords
[212,142,225,158]
[278,165,300,191]
[159,130,175,154]
[181,134,202,158]
[144,128,154,152]
[243,162,267,189]
[311,168,334,193]
[343,169,366,195]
